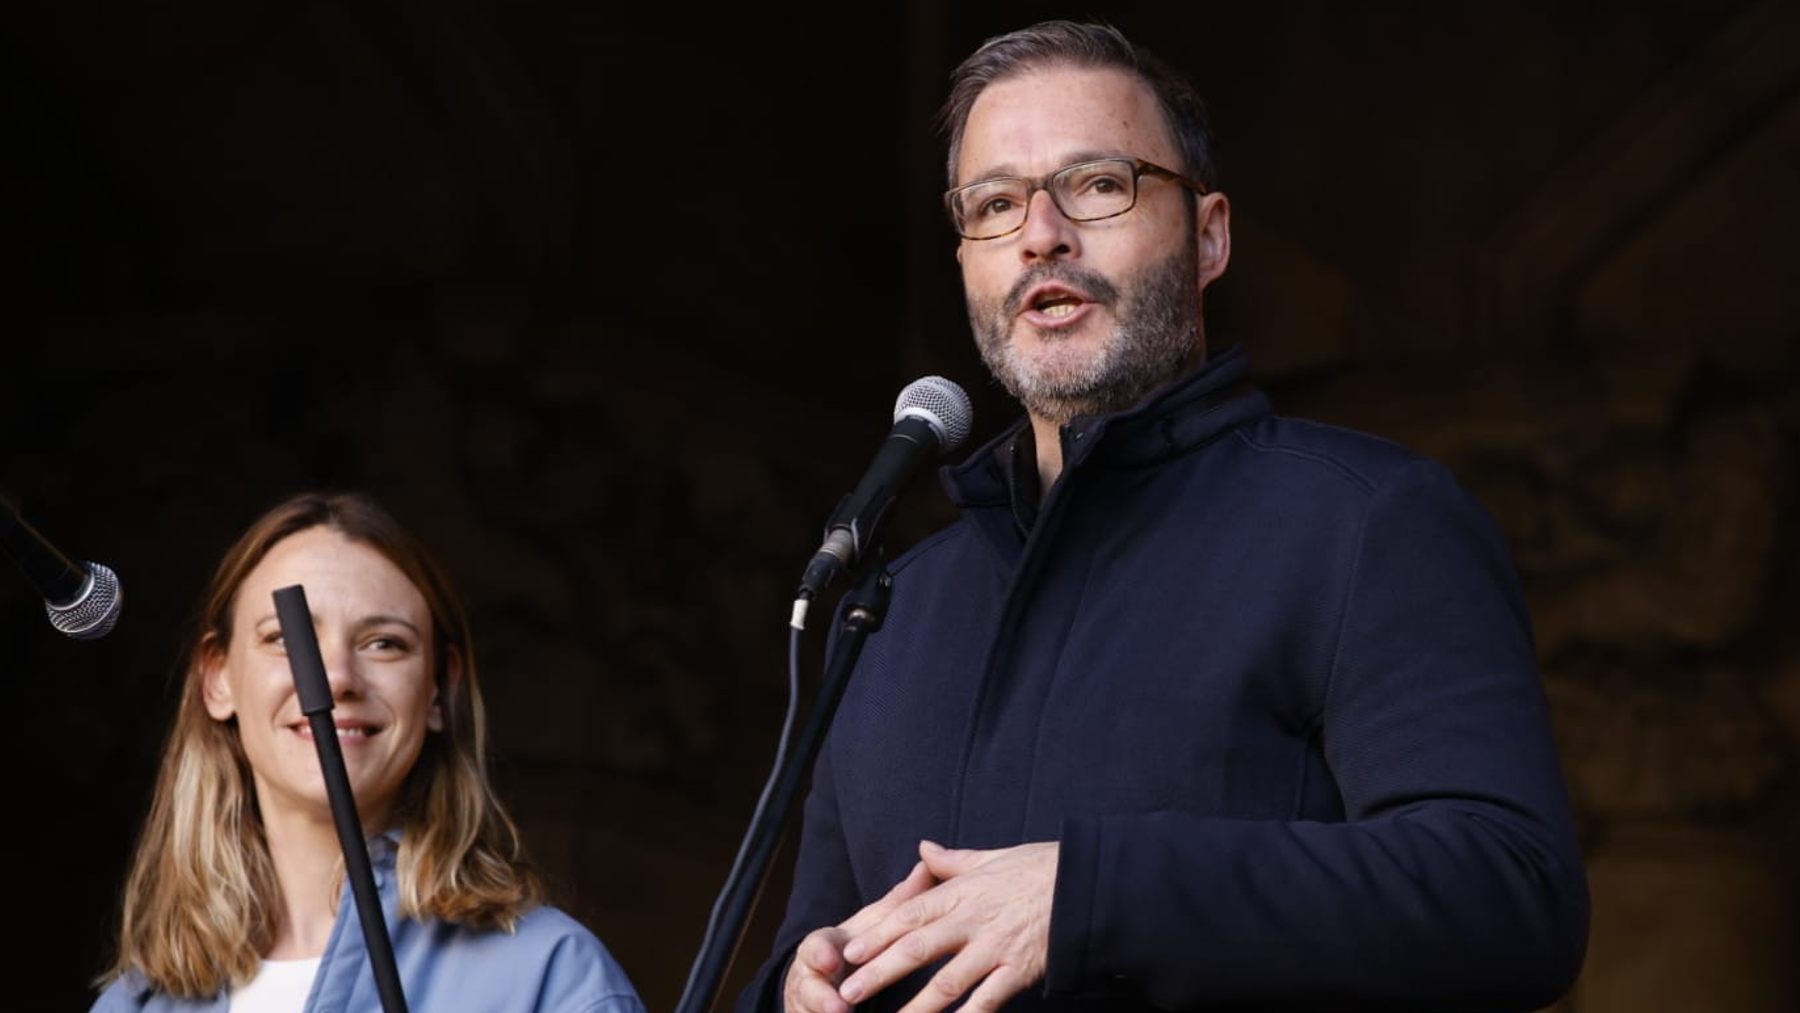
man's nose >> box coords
[1018,188,1080,262]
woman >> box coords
[94,493,643,1013]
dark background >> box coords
[4,1,1796,1010]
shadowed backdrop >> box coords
[2,1,1795,1010]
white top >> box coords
[227,956,321,1013]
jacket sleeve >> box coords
[735,727,865,1013]
[1045,461,1589,1011]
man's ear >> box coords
[1194,191,1231,293]
[199,634,236,721]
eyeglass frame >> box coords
[943,157,1209,241]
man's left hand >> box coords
[837,839,1059,1013]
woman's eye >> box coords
[259,631,285,646]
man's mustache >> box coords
[1001,264,1121,318]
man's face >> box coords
[956,66,1213,425]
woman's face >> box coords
[202,526,445,827]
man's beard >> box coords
[968,246,1202,426]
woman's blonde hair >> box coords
[108,492,542,997]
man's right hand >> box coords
[784,862,937,1013]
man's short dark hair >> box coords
[941,20,1219,191]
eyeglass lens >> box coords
[951,159,1138,239]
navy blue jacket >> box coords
[744,347,1588,1011]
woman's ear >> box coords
[199,633,236,721]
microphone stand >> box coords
[273,585,410,1013]
[676,560,894,1013]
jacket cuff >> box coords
[1044,818,1101,996]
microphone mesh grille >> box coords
[46,561,122,639]
[893,376,974,451]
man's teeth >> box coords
[1042,302,1078,318]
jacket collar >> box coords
[368,829,402,873]
[942,342,1268,516]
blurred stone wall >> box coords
[1269,352,1797,1012]
[2,1,1795,1010]
[1225,4,1800,1008]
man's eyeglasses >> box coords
[944,157,1207,241]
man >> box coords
[742,21,1587,1013]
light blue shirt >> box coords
[93,837,643,1013]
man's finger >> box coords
[944,963,1029,1013]
[840,860,934,937]
[799,967,855,1013]
[891,943,1003,1013]
[839,918,965,1006]
[795,928,847,976]
[918,839,988,879]
[787,928,854,1013]
[843,879,954,967]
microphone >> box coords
[793,376,973,628]
[1,498,123,640]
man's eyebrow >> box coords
[1060,149,1124,167]
[959,162,1021,185]
[960,150,1129,185]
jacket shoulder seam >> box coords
[1318,458,1445,721]
[1231,424,1392,495]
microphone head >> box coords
[45,561,122,640]
[893,376,974,452]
